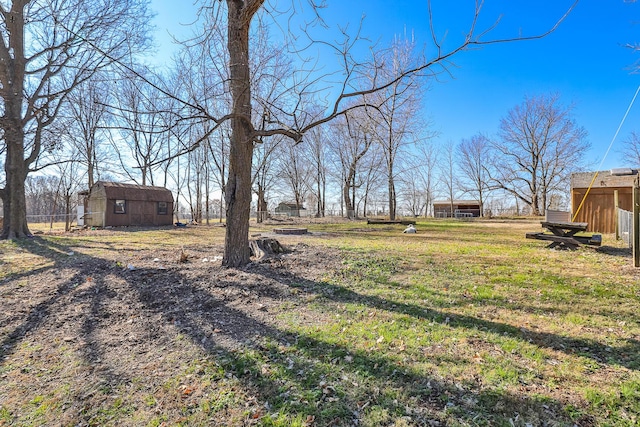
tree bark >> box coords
[1,3,30,239]
[256,185,268,223]
[65,193,72,232]
[249,237,286,260]
[343,180,354,219]
[388,173,396,221]
[531,192,541,216]
[3,142,31,239]
[223,0,260,267]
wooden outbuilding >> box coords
[84,181,174,227]
[433,200,482,218]
[570,169,638,233]
[274,202,307,217]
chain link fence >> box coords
[27,213,78,233]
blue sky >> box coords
[149,0,640,171]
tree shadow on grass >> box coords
[1,238,132,385]
[419,280,640,330]
[1,238,79,363]
[0,237,600,426]
[252,265,640,372]
[123,265,581,426]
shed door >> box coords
[130,202,143,226]
[143,201,155,225]
[130,201,157,225]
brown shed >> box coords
[571,169,638,233]
[84,181,174,227]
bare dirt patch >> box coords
[0,237,342,426]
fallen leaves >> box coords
[472,353,484,363]
[180,385,196,398]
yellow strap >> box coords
[571,171,598,222]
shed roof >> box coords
[92,181,173,202]
[432,200,481,206]
[571,170,639,189]
[277,202,307,209]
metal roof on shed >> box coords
[432,200,481,206]
[93,181,174,202]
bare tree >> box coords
[367,37,423,220]
[400,140,439,217]
[457,134,492,217]
[328,111,376,219]
[277,141,313,216]
[23,155,83,231]
[64,77,112,190]
[620,131,640,166]
[0,0,151,239]
[25,175,56,218]
[184,128,208,223]
[400,179,427,217]
[171,18,230,223]
[249,21,296,222]
[303,126,328,218]
[439,142,459,216]
[110,70,170,186]
[253,134,283,222]
[357,145,385,218]
[489,94,589,216]
[52,156,85,231]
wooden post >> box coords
[634,183,640,268]
[615,189,620,240]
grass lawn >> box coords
[1,218,639,426]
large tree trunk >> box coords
[256,185,268,223]
[223,0,257,267]
[315,174,322,218]
[343,180,354,219]
[87,158,95,189]
[1,4,30,240]
[205,170,211,225]
[388,173,396,221]
[2,131,31,239]
[320,176,326,217]
[531,193,541,216]
[65,193,72,232]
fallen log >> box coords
[273,227,307,235]
[367,219,416,225]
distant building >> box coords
[83,181,174,227]
[432,200,482,218]
[571,168,638,233]
[274,202,307,217]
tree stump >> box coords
[249,237,287,260]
